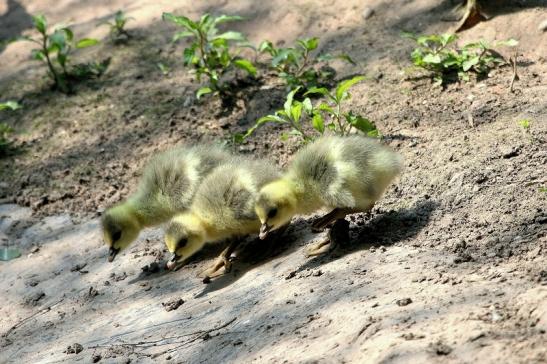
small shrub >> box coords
[100,10,134,41]
[163,13,257,99]
[0,101,20,155]
[238,76,378,142]
[259,37,354,91]
[403,32,518,85]
[23,15,105,93]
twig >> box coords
[509,49,519,93]
[2,299,64,338]
[88,317,237,355]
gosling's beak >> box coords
[108,247,119,262]
[166,253,182,271]
[259,223,272,240]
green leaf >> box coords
[284,88,299,117]
[0,101,21,111]
[233,59,257,76]
[31,49,46,62]
[337,53,356,65]
[196,87,212,99]
[298,37,318,51]
[312,113,324,133]
[173,31,194,42]
[304,87,329,97]
[462,56,480,71]
[183,46,196,65]
[213,31,246,41]
[258,40,274,54]
[76,38,99,48]
[61,27,74,42]
[49,30,67,49]
[32,15,47,34]
[422,53,441,64]
[157,62,170,75]
[302,98,313,114]
[290,103,302,123]
[335,75,365,102]
[257,115,287,124]
[213,15,244,25]
[400,31,416,40]
[346,113,378,136]
[317,103,334,114]
[162,13,197,31]
[440,33,456,46]
[496,38,519,47]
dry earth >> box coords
[0,0,546,363]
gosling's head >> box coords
[101,204,141,262]
[255,179,297,239]
[164,214,207,271]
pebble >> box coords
[539,19,547,32]
[396,298,412,306]
[362,7,374,20]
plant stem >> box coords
[41,34,63,90]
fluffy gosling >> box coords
[255,135,403,256]
[164,157,280,277]
[102,144,230,262]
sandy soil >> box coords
[1,0,546,363]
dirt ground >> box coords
[1,0,546,363]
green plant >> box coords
[305,76,379,137]
[100,10,134,40]
[163,13,256,99]
[258,37,354,91]
[518,119,531,130]
[403,32,518,85]
[24,15,104,93]
[238,76,378,142]
[0,101,20,154]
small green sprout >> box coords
[163,12,256,99]
[100,10,134,41]
[22,15,105,93]
[259,37,354,91]
[403,32,518,85]
[0,101,21,155]
[518,119,530,130]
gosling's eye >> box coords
[177,238,188,249]
[267,208,278,219]
[112,230,122,243]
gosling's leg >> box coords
[199,239,241,279]
[306,218,350,256]
[306,203,374,256]
[311,207,359,232]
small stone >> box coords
[285,271,297,280]
[141,262,160,274]
[312,270,323,277]
[24,290,45,306]
[65,343,83,354]
[501,146,520,159]
[92,353,102,362]
[396,298,412,306]
[362,7,374,19]
[433,342,452,355]
[539,19,547,32]
[162,298,185,312]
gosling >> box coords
[101,144,230,262]
[164,156,280,277]
[254,135,403,256]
